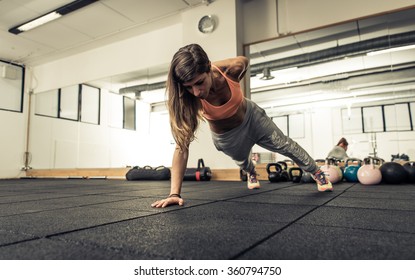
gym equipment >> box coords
[315,159,325,167]
[276,161,290,180]
[126,165,171,181]
[184,158,212,181]
[391,153,410,161]
[301,171,315,183]
[357,157,382,185]
[289,167,303,183]
[380,161,407,184]
[343,158,362,182]
[403,161,415,183]
[240,169,247,181]
[320,157,343,184]
[266,162,289,182]
[334,158,345,178]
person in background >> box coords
[151,44,333,208]
[327,137,349,161]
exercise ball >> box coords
[403,161,415,183]
[357,157,382,185]
[344,158,362,182]
[380,162,407,184]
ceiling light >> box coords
[366,44,415,56]
[8,0,98,35]
[260,68,274,80]
[16,12,62,32]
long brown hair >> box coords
[166,44,211,151]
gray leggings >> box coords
[211,99,319,174]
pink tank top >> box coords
[200,65,244,120]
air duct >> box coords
[250,30,415,76]
[118,81,166,95]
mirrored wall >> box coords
[248,8,415,161]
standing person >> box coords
[327,137,349,161]
[151,44,332,208]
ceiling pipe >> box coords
[250,30,415,76]
[118,81,166,94]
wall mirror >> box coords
[247,8,415,161]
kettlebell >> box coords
[240,169,247,181]
[357,157,382,185]
[333,158,345,179]
[289,167,303,183]
[277,161,290,181]
[301,171,314,183]
[320,157,343,184]
[283,159,295,179]
[343,158,362,182]
[266,163,287,183]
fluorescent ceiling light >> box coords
[8,0,98,35]
[17,12,62,32]
[366,44,415,56]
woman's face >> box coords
[182,72,212,99]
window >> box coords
[59,85,80,121]
[384,103,411,131]
[35,89,59,117]
[0,61,24,112]
[80,84,100,124]
[341,107,363,134]
[272,115,288,135]
[123,97,136,130]
[362,106,384,133]
[288,113,304,138]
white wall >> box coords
[2,0,415,178]
[0,109,27,178]
[243,0,415,44]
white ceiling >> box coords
[2,1,415,106]
[0,0,210,67]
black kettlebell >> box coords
[266,163,283,182]
[277,161,290,181]
[289,167,303,183]
[301,171,314,183]
[240,169,247,181]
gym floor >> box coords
[0,178,414,260]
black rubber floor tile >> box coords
[0,192,80,204]
[0,238,139,260]
[297,206,415,233]
[229,191,335,206]
[0,195,142,217]
[183,188,261,201]
[54,203,296,259]
[340,191,415,200]
[0,229,37,246]
[103,188,172,198]
[348,184,415,193]
[326,196,415,211]
[38,194,138,208]
[0,206,154,237]
[237,224,415,260]
[89,196,212,212]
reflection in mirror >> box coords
[248,8,415,162]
